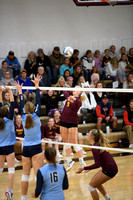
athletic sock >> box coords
[21,195,27,200]
[67,157,72,164]
[104,194,112,200]
[79,157,84,164]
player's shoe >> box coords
[5,190,13,200]
[82,149,87,155]
[66,160,75,172]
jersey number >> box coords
[50,172,58,183]
[66,101,70,107]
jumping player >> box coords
[60,86,86,171]
[0,86,16,200]
[31,147,69,199]
[15,75,44,200]
[76,129,118,200]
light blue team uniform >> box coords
[36,163,68,200]
[20,89,41,147]
[0,102,16,147]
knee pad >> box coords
[0,168,3,174]
[8,167,15,174]
[88,185,96,192]
[64,145,71,150]
[21,174,30,182]
[74,145,82,152]
[78,132,83,139]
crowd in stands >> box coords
[0,45,133,150]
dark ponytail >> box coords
[0,118,4,130]
[45,147,57,167]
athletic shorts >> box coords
[60,121,78,128]
[0,145,14,155]
[22,144,42,157]
[102,169,117,178]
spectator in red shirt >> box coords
[96,94,117,131]
[123,99,133,148]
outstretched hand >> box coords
[76,167,84,174]
[14,81,23,94]
[31,75,41,89]
[0,86,4,93]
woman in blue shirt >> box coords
[0,86,16,200]
[32,147,69,200]
[15,75,44,200]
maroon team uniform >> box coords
[84,143,118,178]
[54,120,60,134]
[43,125,56,140]
[14,123,24,138]
[61,96,82,126]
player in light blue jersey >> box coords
[32,147,69,200]
[15,75,44,200]
[0,86,16,200]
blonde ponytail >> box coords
[25,114,34,129]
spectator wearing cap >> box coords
[24,51,38,77]
[0,69,17,95]
[16,69,36,104]
[66,76,73,88]
[0,60,13,80]
[96,94,117,131]
[5,51,21,78]
[36,48,52,81]
[49,46,65,84]
[90,73,100,88]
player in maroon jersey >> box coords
[60,86,86,171]
[76,129,118,200]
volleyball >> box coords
[63,46,73,57]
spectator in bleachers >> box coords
[105,57,118,81]
[59,57,73,76]
[118,53,129,70]
[5,51,21,78]
[0,60,13,80]
[93,81,107,104]
[128,48,133,65]
[101,49,111,69]
[14,94,22,115]
[117,64,133,88]
[96,94,117,131]
[0,69,17,95]
[42,118,63,157]
[73,65,84,86]
[90,73,100,88]
[37,66,51,87]
[109,45,119,60]
[41,90,65,114]
[66,76,73,88]
[36,48,52,81]
[49,46,65,84]
[69,49,81,69]
[78,82,97,124]
[54,76,66,88]
[81,50,94,82]
[123,99,133,148]
[123,73,133,89]
[77,76,85,87]
[24,51,37,77]
[63,69,70,81]
[119,46,127,59]
[16,69,36,104]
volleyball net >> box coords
[8,84,133,155]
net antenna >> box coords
[102,0,118,6]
